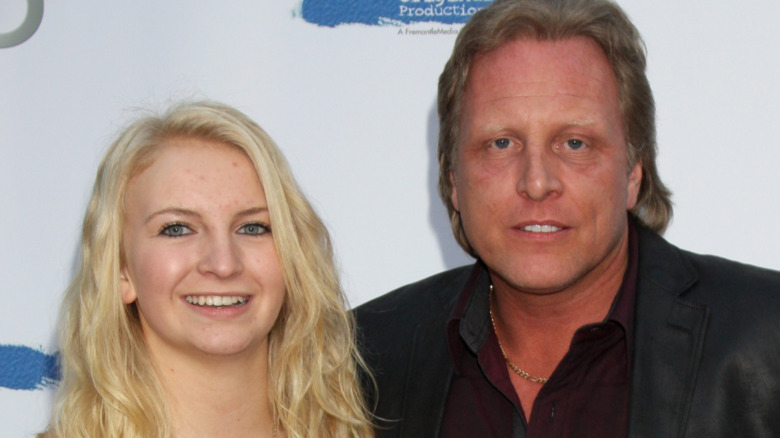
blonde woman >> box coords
[43,102,374,437]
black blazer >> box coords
[355,226,780,437]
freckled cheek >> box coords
[132,249,193,297]
[249,250,285,289]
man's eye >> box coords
[161,223,192,237]
[238,223,269,236]
[492,138,512,149]
[564,139,586,150]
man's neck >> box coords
[487,226,631,419]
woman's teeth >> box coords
[185,295,248,307]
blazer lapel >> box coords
[628,229,710,438]
[399,315,454,437]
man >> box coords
[355,0,780,437]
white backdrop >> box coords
[2,0,779,435]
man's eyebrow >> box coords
[566,118,596,127]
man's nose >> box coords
[516,146,563,202]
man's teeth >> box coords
[523,224,561,233]
[185,295,248,307]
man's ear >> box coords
[450,170,460,212]
[626,161,642,210]
[120,268,136,304]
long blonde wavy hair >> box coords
[47,101,374,437]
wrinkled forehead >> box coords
[466,36,618,100]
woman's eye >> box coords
[564,139,586,150]
[238,223,269,236]
[161,223,192,237]
[491,138,512,149]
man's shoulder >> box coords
[686,250,780,283]
[633,230,780,437]
[638,227,780,310]
[683,250,780,305]
[353,265,474,383]
[355,265,475,321]
[639,226,780,287]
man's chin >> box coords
[485,243,623,297]
[490,266,586,297]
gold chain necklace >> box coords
[488,285,549,384]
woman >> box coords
[44,102,374,437]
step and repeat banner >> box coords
[2,1,779,435]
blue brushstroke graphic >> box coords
[301,0,494,27]
[0,345,60,390]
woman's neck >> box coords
[154,344,276,438]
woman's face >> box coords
[121,137,285,362]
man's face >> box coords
[451,37,642,296]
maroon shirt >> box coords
[440,222,638,438]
